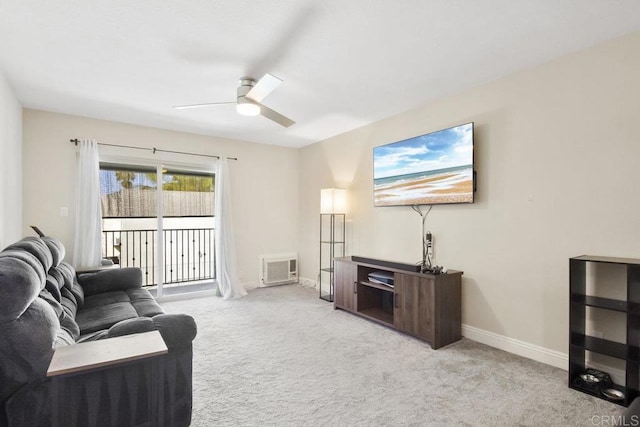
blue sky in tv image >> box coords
[373,123,474,206]
[373,123,473,180]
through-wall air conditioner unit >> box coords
[259,253,298,287]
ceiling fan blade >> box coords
[257,103,295,128]
[245,73,282,103]
[173,101,235,110]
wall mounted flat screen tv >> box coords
[373,122,474,206]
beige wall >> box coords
[298,31,640,356]
[14,29,640,362]
[0,70,22,250]
[22,110,299,287]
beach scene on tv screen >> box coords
[374,123,473,206]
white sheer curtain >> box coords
[72,139,103,268]
[214,158,247,299]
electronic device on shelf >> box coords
[368,271,394,287]
[422,265,447,275]
[572,368,613,394]
[351,256,421,272]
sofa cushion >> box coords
[48,267,65,291]
[69,282,85,308]
[77,288,164,334]
[42,236,65,267]
[76,330,109,343]
[44,275,62,302]
[76,300,139,334]
[0,298,57,406]
[60,288,78,318]
[38,288,80,344]
[60,313,80,341]
[107,317,156,337]
[4,237,53,272]
[49,263,85,309]
[78,268,142,296]
[0,256,43,322]
[39,289,64,321]
[82,290,130,309]
[56,262,74,285]
[0,249,47,285]
[128,288,165,318]
[55,327,77,347]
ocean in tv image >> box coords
[374,123,473,206]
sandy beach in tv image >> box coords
[374,123,473,206]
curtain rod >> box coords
[69,139,238,160]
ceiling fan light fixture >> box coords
[236,100,261,116]
[175,74,294,126]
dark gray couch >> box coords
[624,398,640,422]
[0,236,197,426]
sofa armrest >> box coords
[41,331,169,427]
[152,314,198,349]
[7,325,195,426]
[624,398,640,420]
[77,268,142,296]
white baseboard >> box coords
[462,325,626,383]
[461,324,568,370]
[242,280,260,290]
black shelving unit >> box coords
[319,214,345,302]
[569,255,640,406]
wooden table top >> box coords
[47,330,168,377]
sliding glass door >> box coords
[100,164,159,286]
[158,167,216,296]
[99,162,216,297]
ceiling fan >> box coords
[173,73,295,128]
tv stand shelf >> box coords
[334,256,462,349]
[359,307,394,325]
[359,280,394,293]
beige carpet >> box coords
[161,285,623,426]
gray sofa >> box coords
[0,236,197,426]
[624,398,640,421]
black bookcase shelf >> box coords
[570,334,627,360]
[570,295,629,312]
[569,255,640,407]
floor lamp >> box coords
[319,188,347,302]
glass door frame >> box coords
[99,153,218,300]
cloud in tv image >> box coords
[374,123,474,206]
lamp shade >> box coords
[320,188,347,214]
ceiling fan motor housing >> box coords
[237,77,257,101]
[236,78,260,116]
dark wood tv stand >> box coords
[334,256,462,349]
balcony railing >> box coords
[102,228,216,287]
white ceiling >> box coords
[1,1,640,148]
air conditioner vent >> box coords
[260,253,298,286]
